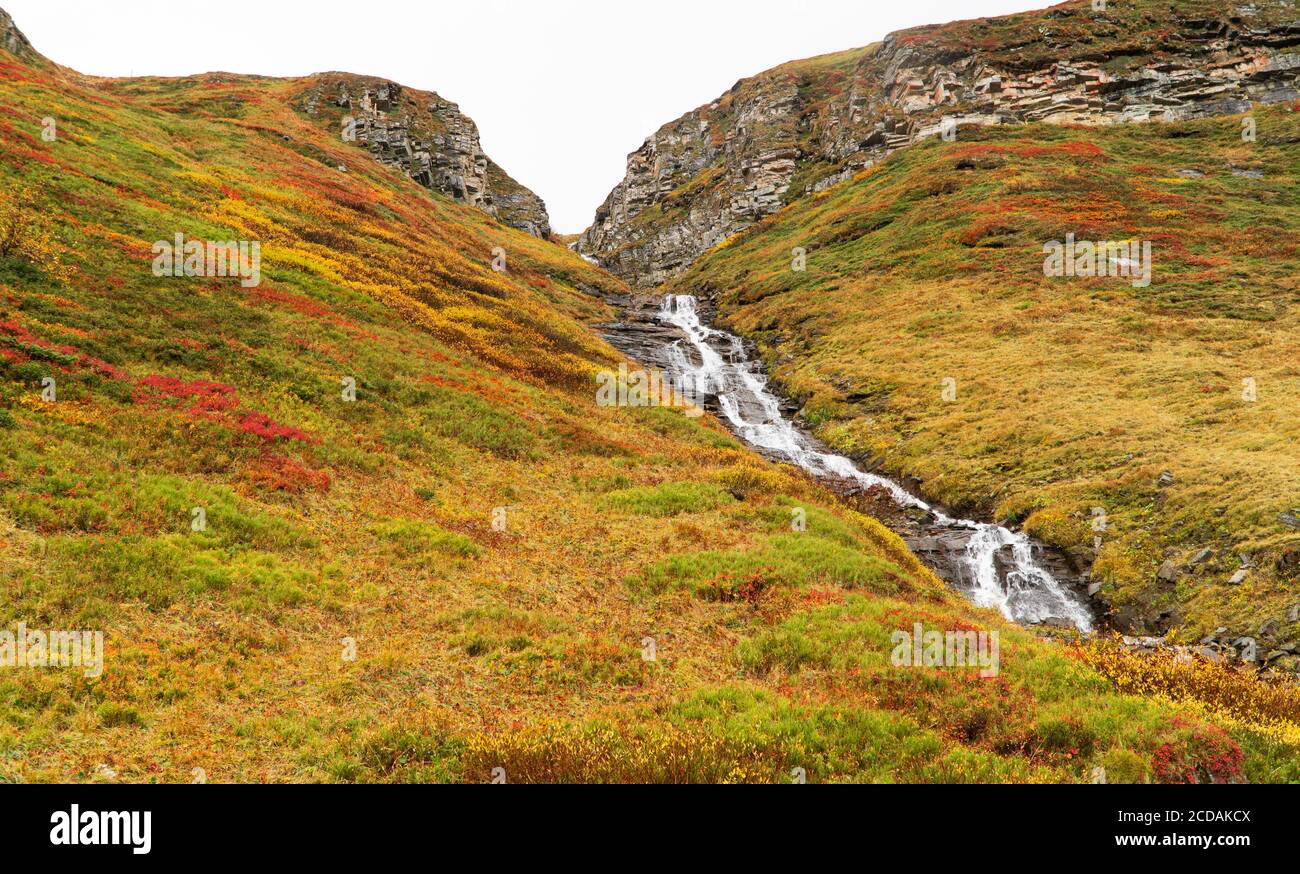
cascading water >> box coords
[657,293,1093,631]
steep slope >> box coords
[664,104,1300,651]
[581,0,1300,286]
[2,7,1298,784]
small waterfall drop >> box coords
[657,293,1093,631]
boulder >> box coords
[1194,645,1223,663]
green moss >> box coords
[602,481,733,517]
[370,518,481,558]
[634,534,907,596]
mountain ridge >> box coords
[580,0,1300,285]
[0,8,552,238]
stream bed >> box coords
[601,292,1097,632]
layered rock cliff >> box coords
[300,74,551,238]
[0,6,36,62]
[581,0,1300,285]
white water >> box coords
[658,294,1093,631]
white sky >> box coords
[5,0,1050,232]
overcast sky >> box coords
[5,0,1050,232]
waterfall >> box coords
[657,294,1093,631]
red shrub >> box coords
[135,374,239,410]
[1152,718,1245,784]
[244,453,330,494]
[236,411,315,443]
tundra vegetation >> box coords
[0,7,1297,783]
[666,106,1300,647]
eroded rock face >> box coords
[1,7,34,59]
[581,1,1300,286]
[301,75,551,238]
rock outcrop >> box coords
[301,74,551,238]
[0,6,35,61]
[581,0,1300,285]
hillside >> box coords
[2,5,1299,784]
[664,96,1300,651]
[581,0,1300,286]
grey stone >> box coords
[300,76,550,239]
[1235,637,1259,662]
[1194,646,1222,663]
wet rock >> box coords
[1111,607,1143,634]
[991,544,1019,582]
